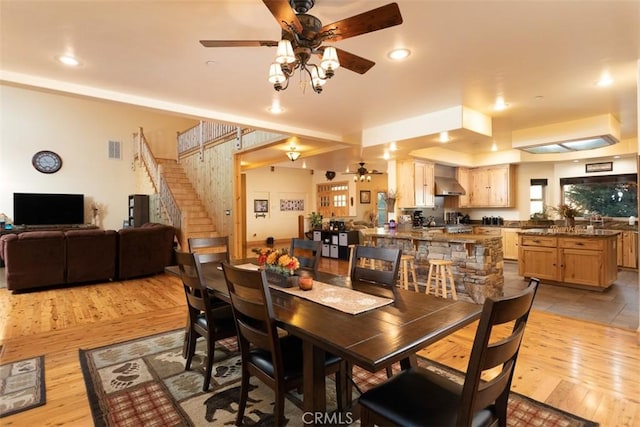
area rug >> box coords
[80,329,598,427]
[0,355,46,418]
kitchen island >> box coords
[361,228,504,303]
[517,228,619,290]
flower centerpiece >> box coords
[252,247,300,287]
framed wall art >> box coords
[254,199,269,213]
[360,190,371,204]
[585,162,613,173]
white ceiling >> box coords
[1,0,638,174]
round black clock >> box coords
[32,150,63,174]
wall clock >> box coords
[32,150,63,174]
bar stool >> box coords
[426,259,457,300]
[398,254,418,292]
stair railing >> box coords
[177,120,246,161]
[134,127,182,231]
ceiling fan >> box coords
[200,0,403,93]
[343,162,384,182]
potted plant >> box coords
[550,204,580,227]
[309,212,323,230]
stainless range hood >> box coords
[434,176,466,196]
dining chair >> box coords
[174,250,237,391]
[350,245,402,288]
[188,236,230,264]
[289,238,321,272]
[350,245,402,378]
[357,280,539,427]
[221,262,347,426]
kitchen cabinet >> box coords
[397,160,435,207]
[501,228,520,260]
[473,226,501,236]
[456,167,471,208]
[456,165,516,208]
[470,165,515,207]
[518,235,559,281]
[617,230,638,268]
[518,233,617,290]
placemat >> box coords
[273,280,393,315]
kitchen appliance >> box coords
[412,211,424,227]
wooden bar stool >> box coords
[426,259,457,300]
[399,254,418,292]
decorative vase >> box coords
[565,217,575,227]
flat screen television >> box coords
[13,192,84,226]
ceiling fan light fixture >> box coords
[268,62,287,89]
[275,40,296,64]
[321,46,340,72]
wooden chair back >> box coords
[221,262,281,370]
[350,245,402,287]
[289,238,321,272]
[457,280,539,425]
[175,250,210,314]
[188,236,230,266]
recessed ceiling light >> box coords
[439,131,450,143]
[387,48,411,61]
[595,72,613,87]
[493,96,509,111]
[383,150,390,160]
[491,142,498,152]
[57,55,80,67]
[268,103,284,114]
[389,141,397,151]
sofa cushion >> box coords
[2,231,66,291]
[65,229,117,284]
[117,223,175,279]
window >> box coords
[560,174,637,218]
[529,184,545,216]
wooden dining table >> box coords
[166,260,482,414]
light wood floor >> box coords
[0,261,638,426]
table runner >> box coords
[233,264,393,315]
[273,280,393,315]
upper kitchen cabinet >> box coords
[457,164,516,208]
[397,160,435,208]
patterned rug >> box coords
[79,329,598,427]
[0,355,46,418]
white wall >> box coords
[0,84,196,230]
[245,166,314,243]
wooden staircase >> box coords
[157,159,217,249]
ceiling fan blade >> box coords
[318,47,375,74]
[200,40,279,48]
[263,0,303,34]
[321,3,403,42]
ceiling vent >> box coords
[512,114,620,154]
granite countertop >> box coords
[362,229,501,244]
[517,228,621,237]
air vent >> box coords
[108,140,122,159]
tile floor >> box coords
[502,261,639,330]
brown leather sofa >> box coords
[1,231,66,290]
[117,222,175,280]
[66,229,117,284]
[0,223,175,291]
